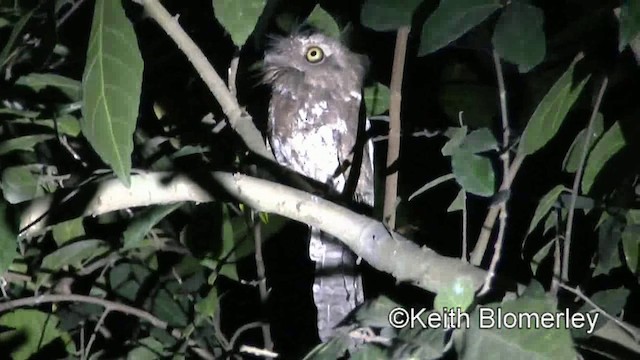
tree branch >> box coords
[131,0,272,160]
[15,172,640,353]
[252,216,273,350]
[470,153,524,265]
[479,50,512,294]
[562,77,608,282]
[383,26,410,228]
[20,171,492,295]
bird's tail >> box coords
[309,227,363,342]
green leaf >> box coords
[562,113,604,173]
[122,203,182,250]
[419,0,501,56]
[492,1,545,73]
[82,0,143,186]
[1,165,45,204]
[460,127,498,153]
[0,6,36,69]
[351,345,386,359]
[581,121,626,193]
[0,310,74,360]
[594,216,623,276]
[109,263,151,301]
[585,289,630,316]
[447,189,465,212]
[457,296,577,360]
[557,194,594,212]
[364,82,390,116]
[127,337,168,360]
[0,134,54,155]
[434,277,475,311]
[171,145,208,159]
[37,239,110,289]
[574,288,630,338]
[52,218,86,246]
[530,239,555,274]
[303,336,349,360]
[627,209,640,224]
[355,296,402,328]
[41,239,109,271]
[396,325,447,358]
[622,225,640,274]
[57,114,83,136]
[151,288,188,327]
[409,173,455,201]
[618,0,640,52]
[0,107,40,118]
[441,126,468,156]
[212,0,266,47]
[0,200,18,274]
[307,5,340,39]
[219,204,238,280]
[542,209,558,235]
[451,150,495,197]
[595,211,610,230]
[202,205,240,281]
[16,73,82,101]
[517,56,589,156]
[526,185,567,236]
[10,114,82,137]
[520,280,546,298]
[360,0,422,31]
[195,286,219,318]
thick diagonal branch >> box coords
[20,171,487,294]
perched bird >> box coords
[263,28,374,341]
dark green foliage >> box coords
[0,0,638,359]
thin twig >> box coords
[383,26,410,229]
[462,191,468,262]
[229,321,265,349]
[57,0,88,28]
[77,253,121,276]
[558,282,640,342]
[470,153,524,265]
[80,323,85,357]
[238,345,279,358]
[228,54,240,98]
[479,203,507,295]
[0,293,216,359]
[494,49,511,178]
[349,327,391,346]
[83,309,110,360]
[212,308,231,351]
[131,0,272,160]
[0,294,166,327]
[562,77,608,282]
[1,272,31,283]
[551,235,562,296]
[371,128,441,142]
[478,50,511,294]
[252,214,273,350]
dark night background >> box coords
[1,0,639,359]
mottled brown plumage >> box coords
[263,28,373,341]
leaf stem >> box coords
[383,26,410,229]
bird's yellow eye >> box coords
[305,46,324,63]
